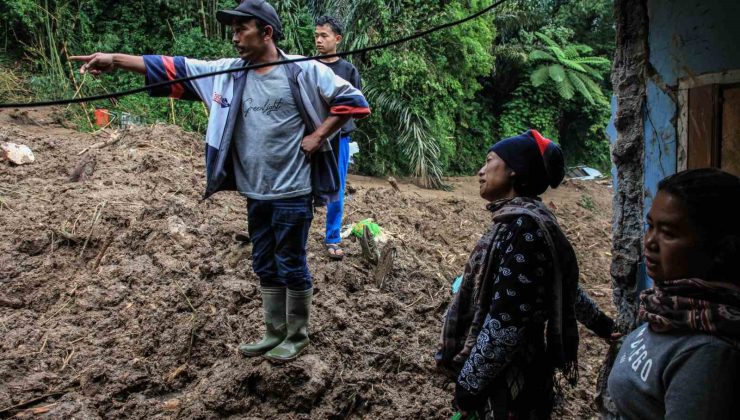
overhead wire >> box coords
[0,0,508,109]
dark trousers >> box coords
[247,194,313,291]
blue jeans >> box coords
[247,194,313,291]
[325,134,350,244]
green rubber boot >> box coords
[239,286,287,357]
[264,288,313,362]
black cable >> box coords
[0,0,508,109]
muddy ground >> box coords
[0,108,616,419]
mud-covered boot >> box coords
[264,288,313,362]
[239,286,286,357]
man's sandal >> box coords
[325,243,345,260]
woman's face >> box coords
[478,152,515,202]
[644,190,709,283]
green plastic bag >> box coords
[350,218,382,239]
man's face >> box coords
[477,152,514,202]
[644,190,709,283]
[232,19,268,61]
[315,24,342,55]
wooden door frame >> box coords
[677,69,740,170]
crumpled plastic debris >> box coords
[341,218,388,243]
[451,275,463,294]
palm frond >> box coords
[363,84,443,188]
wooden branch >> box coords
[77,129,128,156]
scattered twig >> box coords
[16,403,58,417]
[173,275,197,362]
[77,129,128,156]
[38,334,48,354]
[38,299,72,327]
[0,388,75,415]
[61,349,75,371]
[79,201,106,260]
[49,226,82,244]
[92,233,114,269]
[405,295,425,308]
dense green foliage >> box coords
[0,0,615,185]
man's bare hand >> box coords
[301,133,324,157]
[69,53,116,75]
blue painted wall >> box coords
[644,0,740,219]
[608,0,740,290]
[649,0,740,86]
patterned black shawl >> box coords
[437,197,580,383]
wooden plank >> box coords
[721,85,740,176]
[687,84,716,169]
[677,88,689,171]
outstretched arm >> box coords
[69,53,145,75]
[575,285,616,339]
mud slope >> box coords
[1,108,615,419]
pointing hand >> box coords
[68,53,116,76]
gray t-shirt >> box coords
[608,323,740,420]
[232,65,310,200]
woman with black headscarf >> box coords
[608,169,740,420]
[436,130,617,419]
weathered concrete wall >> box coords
[610,0,649,330]
[599,3,650,416]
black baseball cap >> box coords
[216,0,283,40]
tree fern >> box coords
[527,31,610,104]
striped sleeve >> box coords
[312,62,370,119]
[143,55,200,101]
[329,94,371,118]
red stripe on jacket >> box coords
[162,56,185,99]
[330,105,371,119]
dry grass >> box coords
[0,65,30,102]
